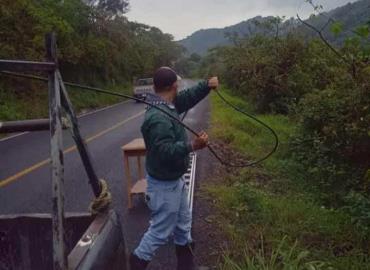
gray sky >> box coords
[126,0,355,40]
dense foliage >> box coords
[200,12,370,267]
[0,0,183,83]
[0,0,183,120]
[209,90,369,269]
[198,20,370,225]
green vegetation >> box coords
[0,0,183,121]
[0,79,132,121]
[201,27,369,203]
[203,31,370,204]
[200,8,370,269]
[208,90,369,269]
[1,0,369,266]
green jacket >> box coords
[141,80,211,181]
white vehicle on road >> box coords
[133,78,154,101]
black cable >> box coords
[213,90,279,166]
[181,110,188,121]
[0,71,278,167]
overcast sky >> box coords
[126,0,355,40]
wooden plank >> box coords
[123,149,146,157]
[137,156,143,180]
[122,138,146,152]
[122,138,147,208]
[124,154,133,209]
[130,179,147,194]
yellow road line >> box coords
[0,111,145,188]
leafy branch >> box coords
[297,0,362,78]
[305,0,369,38]
[296,15,346,63]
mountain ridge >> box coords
[179,0,370,55]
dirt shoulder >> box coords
[191,149,229,269]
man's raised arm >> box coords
[174,77,219,114]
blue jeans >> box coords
[134,175,193,261]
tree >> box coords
[189,53,201,63]
[85,0,129,18]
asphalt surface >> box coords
[0,79,211,269]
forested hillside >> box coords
[179,0,370,55]
[179,16,297,55]
[0,0,183,121]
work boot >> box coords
[129,252,149,270]
[176,242,196,270]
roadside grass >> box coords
[0,80,131,139]
[0,81,132,121]
[0,81,49,121]
[67,82,132,113]
[207,87,369,269]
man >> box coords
[130,67,219,270]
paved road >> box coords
[0,79,211,269]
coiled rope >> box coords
[89,179,112,215]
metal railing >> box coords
[184,153,197,211]
[0,33,115,270]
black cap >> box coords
[153,67,177,91]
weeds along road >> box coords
[0,79,211,269]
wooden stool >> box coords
[121,138,147,209]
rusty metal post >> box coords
[57,72,102,197]
[46,33,67,270]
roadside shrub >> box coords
[293,65,370,204]
[205,25,370,210]
[219,34,308,114]
[342,191,370,236]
